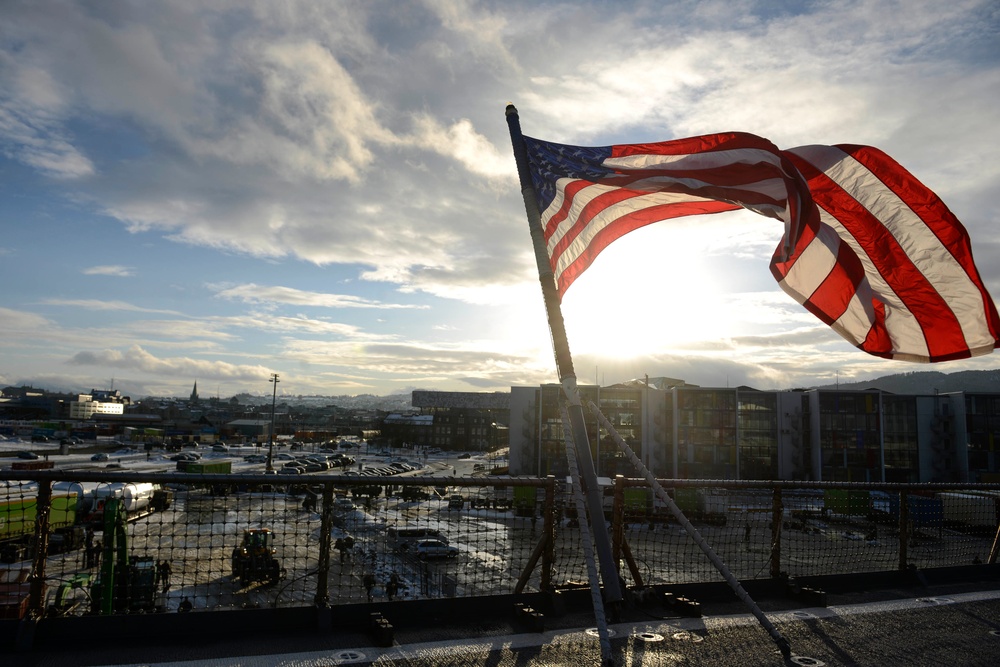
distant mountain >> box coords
[815,369,1000,394]
[230,392,413,411]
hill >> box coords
[816,369,1000,394]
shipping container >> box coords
[179,460,233,475]
[887,493,944,528]
[824,490,872,517]
[937,492,999,530]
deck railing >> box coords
[2,470,999,619]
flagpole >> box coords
[505,104,623,609]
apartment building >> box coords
[509,383,999,483]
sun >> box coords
[557,222,743,357]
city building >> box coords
[509,382,999,484]
[224,419,273,443]
[380,413,434,447]
[67,390,128,419]
[408,391,510,451]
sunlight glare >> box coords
[559,224,742,357]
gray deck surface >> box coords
[8,577,1000,666]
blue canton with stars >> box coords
[523,136,614,213]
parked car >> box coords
[91,452,109,462]
[212,444,230,453]
[457,452,471,459]
[16,451,39,460]
[333,497,355,511]
[414,539,459,560]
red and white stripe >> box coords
[779,144,999,361]
[539,134,999,362]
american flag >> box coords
[523,132,999,362]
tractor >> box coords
[231,528,283,587]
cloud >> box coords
[40,299,179,314]
[0,63,95,179]
[0,307,56,338]
[408,115,513,179]
[67,345,272,381]
[279,338,552,389]
[82,265,134,277]
[181,39,396,183]
[1,1,997,398]
[214,283,427,309]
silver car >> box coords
[414,539,459,560]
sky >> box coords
[1,0,998,400]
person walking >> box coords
[335,537,346,562]
[363,573,376,602]
[158,560,172,594]
[84,528,95,568]
[386,573,399,601]
[91,540,102,569]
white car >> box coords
[414,539,459,560]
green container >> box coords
[673,488,700,513]
[184,460,233,474]
[0,492,77,540]
[824,489,871,516]
[623,488,648,514]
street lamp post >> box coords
[266,373,280,472]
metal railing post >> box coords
[898,491,910,571]
[612,475,625,570]
[770,487,783,579]
[315,483,334,609]
[542,475,555,591]
[27,480,53,620]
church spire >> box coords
[191,381,199,402]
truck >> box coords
[938,492,1000,531]
[1,490,85,563]
[2,482,172,564]
[87,482,173,524]
[399,486,432,501]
